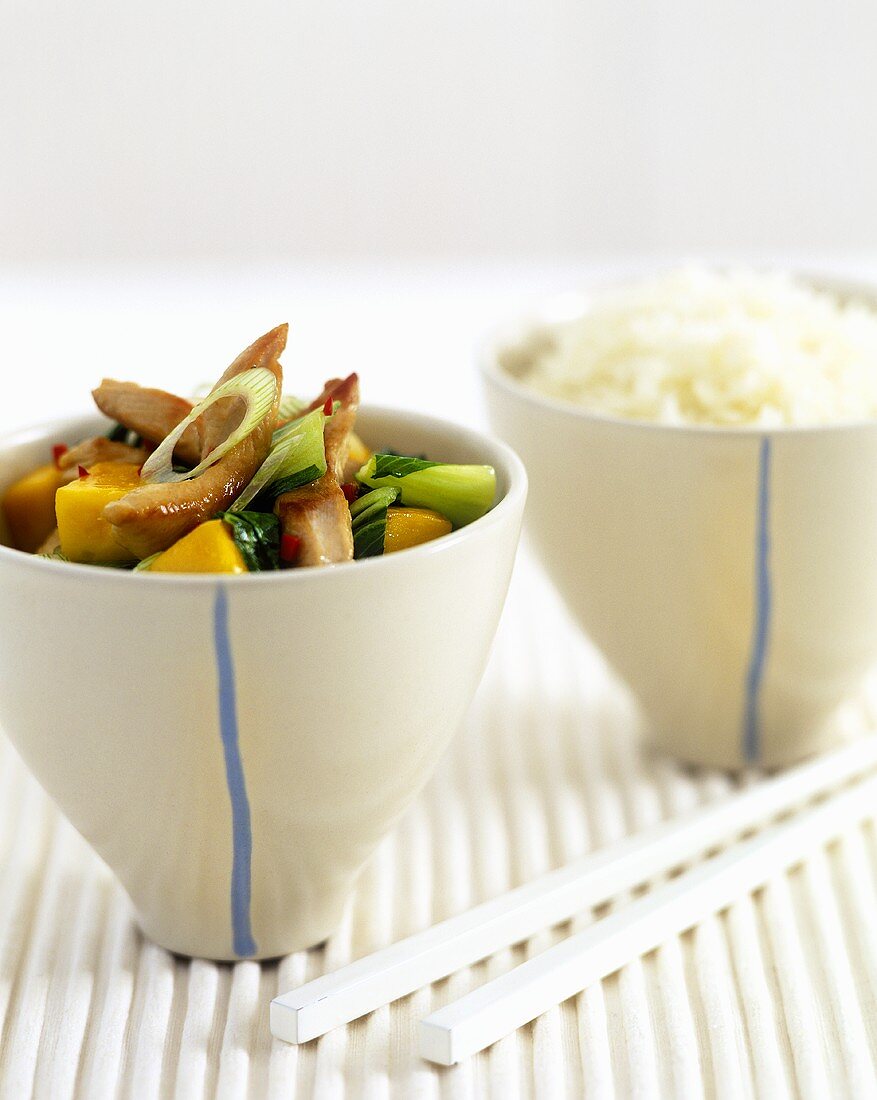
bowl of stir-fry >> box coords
[0,325,527,959]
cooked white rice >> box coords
[518,268,877,426]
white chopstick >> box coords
[271,736,877,1045]
[419,769,877,1064]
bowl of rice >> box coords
[482,267,877,769]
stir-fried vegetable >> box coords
[229,407,327,513]
[101,327,286,559]
[141,367,279,485]
[277,394,306,423]
[218,511,281,572]
[350,488,400,558]
[1,325,497,573]
[355,454,496,528]
[274,374,360,567]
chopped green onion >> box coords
[356,454,496,528]
[134,553,161,572]
[278,394,306,421]
[350,487,399,558]
[219,511,281,572]
[140,367,278,485]
[230,407,327,512]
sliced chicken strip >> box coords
[275,373,359,566]
[92,382,202,466]
[276,375,368,474]
[323,374,359,478]
[275,479,354,566]
[58,437,151,474]
[104,325,287,559]
[296,376,369,481]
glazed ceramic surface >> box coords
[0,408,526,960]
[482,278,877,770]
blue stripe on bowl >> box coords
[212,586,257,958]
[742,437,773,763]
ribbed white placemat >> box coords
[2,553,877,1100]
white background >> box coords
[2,4,877,422]
[2,1,877,264]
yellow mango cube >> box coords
[55,462,142,564]
[383,507,452,553]
[147,520,247,574]
[3,462,66,552]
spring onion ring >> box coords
[140,367,278,485]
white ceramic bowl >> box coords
[481,276,877,771]
[0,408,526,960]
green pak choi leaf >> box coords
[219,510,281,572]
[350,487,399,558]
[371,454,441,478]
[356,454,495,528]
[231,407,328,512]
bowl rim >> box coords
[479,269,877,439]
[0,405,528,585]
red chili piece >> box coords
[52,444,68,469]
[78,465,89,479]
[341,482,359,504]
[280,533,302,563]
[323,396,333,417]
